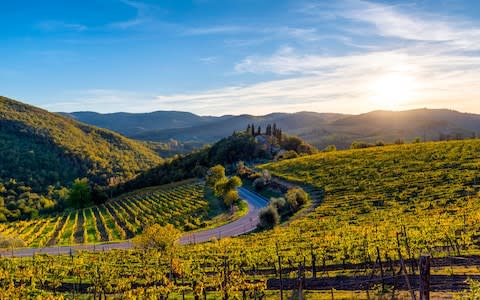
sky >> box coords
[1,0,480,116]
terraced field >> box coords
[0,180,210,246]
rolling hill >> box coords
[64,108,480,150]
[62,111,224,136]
[0,96,163,220]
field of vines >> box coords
[0,180,210,247]
[181,139,480,270]
[2,140,480,298]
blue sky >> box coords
[2,0,480,115]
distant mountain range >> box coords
[64,108,480,150]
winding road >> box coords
[0,187,268,257]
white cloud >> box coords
[40,0,480,116]
[336,0,480,51]
[153,56,480,115]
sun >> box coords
[368,72,417,109]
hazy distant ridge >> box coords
[64,108,480,149]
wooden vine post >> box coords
[310,245,317,279]
[396,232,416,300]
[419,255,431,300]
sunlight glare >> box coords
[368,72,417,109]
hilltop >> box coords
[0,96,162,220]
[64,108,480,151]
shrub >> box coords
[351,141,372,149]
[253,178,267,191]
[0,235,25,248]
[275,150,298,161]
[258,206,280,229]
[323,145,336,152]
[285,188,309,213]
[270,197,286,210]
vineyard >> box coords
[163,139,480,275]
[0,180,211,247]
[3,139,480,298]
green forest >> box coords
[0,97,162,220]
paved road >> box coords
[0,187,268,257]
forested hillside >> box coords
[0,97,162,220]
[114,127,317,195]
[62,111,221,136]
[66,108,480,151]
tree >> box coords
[133,224,181,254]
[206,165,226,189]
[214,176,242,202]
[224,190,239,209]
[224,176,242,191]
[277,129,283,143]
[282,136,303,152]
[67,178,92,209]
[266,124,272,136]
[91,185,108,205]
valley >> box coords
[2,96,480,298]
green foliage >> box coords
[284,188,308,213]
[206,165,226,189]
[281,136,318,155]
[324,144,337,152]
[275,150,299,161]
[224,176,242,192]
[258,205,280,229]
[133,223,181,253]
[224,190,239,209]
[67,178,92,209]
[0,96,162,220]
[459,279,480,300]
[350,141,373,149]
[206,165,242,209]
[115,132,268,196]
[0,234,25,248]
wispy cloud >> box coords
[38,0,480,115]
[199,56,218,64]
[107,0,153,29]
[334,0,480,51]
[182,25,249,36]
[37,21,87,32]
